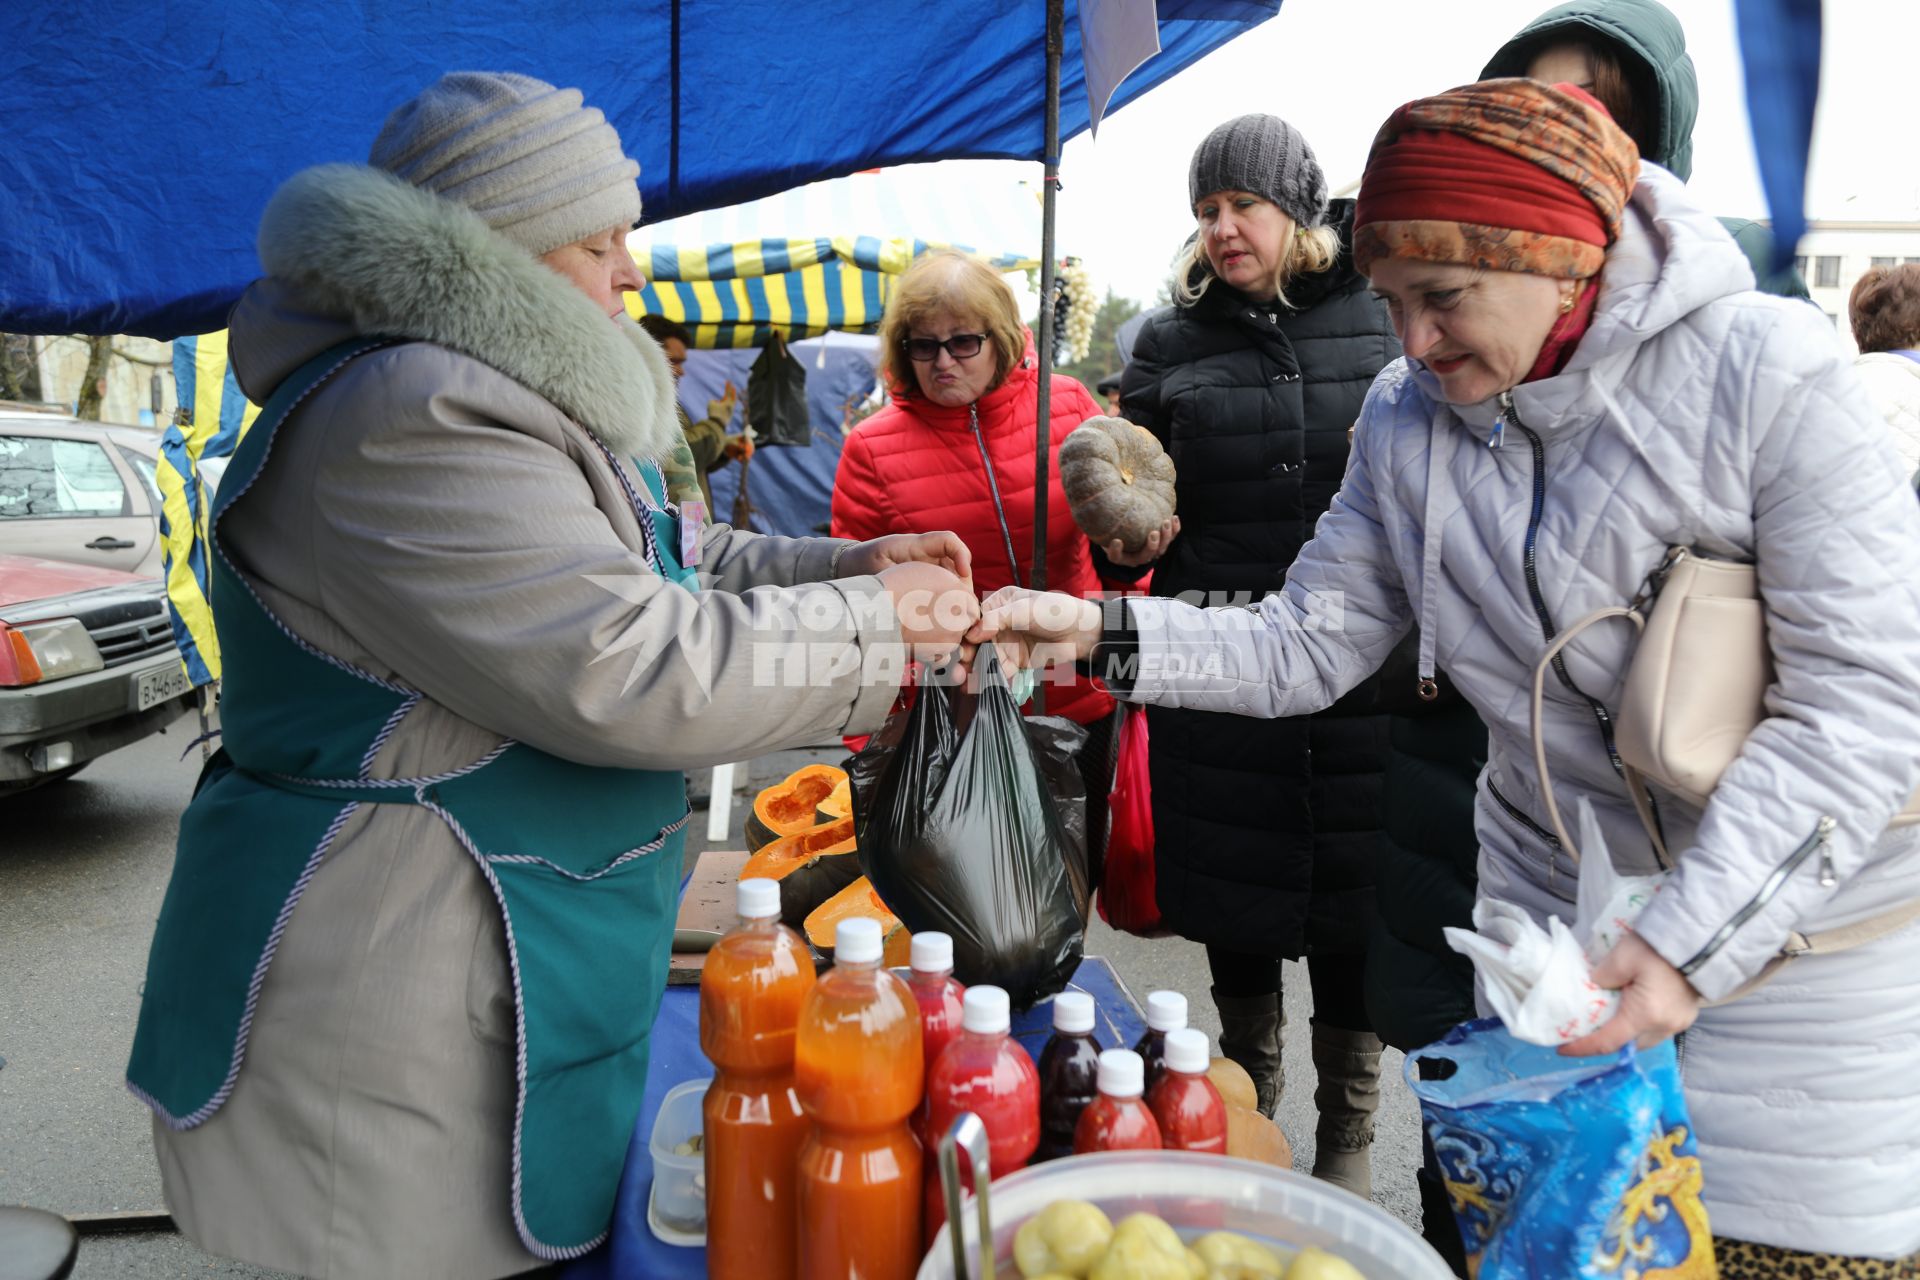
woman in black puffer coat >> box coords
[1118,114,1399,1195]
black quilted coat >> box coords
[1118,200,1400,958]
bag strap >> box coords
[1529,605,1669,863]
[1708,898,1920,1006]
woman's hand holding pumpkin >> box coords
[1558,931,1703,1058]
[968,586,1102,671]
[1104,515,1180,568]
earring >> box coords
[1559,291,1577,315]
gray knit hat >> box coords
[370,72,642,256]
[1188,114,1328,229]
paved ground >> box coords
[1,730,1424,1277]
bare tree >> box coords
[6,333,173,419]
[73,335,116,420]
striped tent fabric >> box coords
[628,162,1044,348]
[159,332,259,686]
[631,235,1036,349]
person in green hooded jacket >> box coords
[1364,3,1814,1272]
[1482,0,1811,297]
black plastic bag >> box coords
[849,654,1089,1007]
[746,332,810,448]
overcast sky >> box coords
[1028,0,1920,304]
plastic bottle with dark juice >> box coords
[1146,1028,1228,1155]
[1072,1048,1163,1154]
[922,985,1040,1246]
[905,931,965,1147]
[700,877,817,1280]
[1132,990,1188,1095]
[794,917,924,1280]
[1034,990,1102,1162]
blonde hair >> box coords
[1172,212,1342,310]
[878,249,1027,399]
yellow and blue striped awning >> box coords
[629,235,1035,349]
[159,332,260,686]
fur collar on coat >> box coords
[254,163,679,462]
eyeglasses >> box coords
[903,332,988,362]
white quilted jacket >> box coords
[1123,164,1920,1005]
[1854,350,1920,472]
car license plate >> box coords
[135,664,192,712]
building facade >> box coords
[1793,221,1920,357]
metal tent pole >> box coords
[1031,0,1063,714]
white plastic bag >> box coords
[1444,800,1667,1045]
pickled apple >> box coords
[1193,1230,1289,1278]
[1014,1200,1115,1278]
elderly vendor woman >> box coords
[126,73,973,1278]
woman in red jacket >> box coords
[833,249,1170,854]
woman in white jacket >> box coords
[1850,263,1920,474]
[981,79,1920,1273]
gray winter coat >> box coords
[151,164,905,1279]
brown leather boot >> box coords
[1211,988,1285,1118]
[1310,1023,1383,1198]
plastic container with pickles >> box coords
[916,1150,1451,1280]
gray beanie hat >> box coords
[370,71,642,257]
[1188,114,1328,230]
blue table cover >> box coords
[563,956,1148,1280]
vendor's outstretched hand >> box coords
[838,531,972,587]
[968,586,1102,671]
[878,562,980,678]
[1558,931,1702,1057]
[1104,515,1180,568]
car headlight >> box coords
[0,618,105,687]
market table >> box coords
[562,954,1148,1280]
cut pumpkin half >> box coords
[737,816,860,926]
[803,875,910,968]
[746,763,847,851]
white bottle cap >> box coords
[1097,1048,1145,1098]
[961,985,1011,1034]
[1052,991,1095,1034]
[736,878,780,920]
[1145,990,1188,1032]
[835,917,882,963]
[1164,1027,1210,1075]
[910,931,953,973]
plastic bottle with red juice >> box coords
[1073,1048,1163,1154]
[906,931,965,1147]
[699,878,816,1280]
[1034,990,1102,1163]
[1146,1028,1228,1155]
[1132,990,1188,1095]
[922,985,1040,1247]
[794,917,924,1280]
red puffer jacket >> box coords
[832,341,1114,726]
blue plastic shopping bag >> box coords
[1406,1018,1717,1278]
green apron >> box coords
[127,339,696,1260]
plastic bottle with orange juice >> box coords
[699,877,817,1280]
[794,916,925,1280]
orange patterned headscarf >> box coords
[1353,79,1640,280]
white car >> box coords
[0,406,168,577]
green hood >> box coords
[1481,0,1698,181]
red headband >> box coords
[1354,80,1638,279]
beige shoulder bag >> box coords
[1528,547,1920,995]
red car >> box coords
[0,554,194,794]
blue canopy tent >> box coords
[0,0,1278,338]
